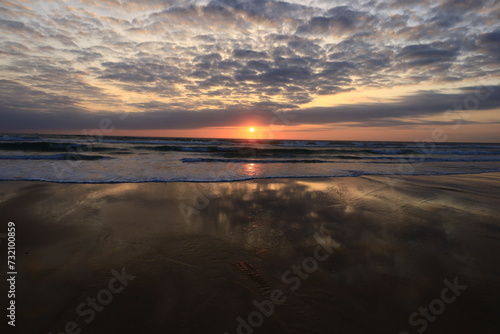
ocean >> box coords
[1,133,500,183]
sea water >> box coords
[1,134,500,183]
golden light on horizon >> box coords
[249,127,255,132]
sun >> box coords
[249,127,255,132]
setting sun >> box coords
[249,127,255,132]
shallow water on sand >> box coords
[1,174,499,333]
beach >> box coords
[1,173,499,334]
[2,0,500,332]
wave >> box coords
[143,145,396,156]
[275,141,346,148]
[0,141,119,152]
[100,139,233,146]
[182,158,330,163]
[415,150,500,155]
[374,157,500,163]
[0,154,111,161]
[0,135,40,141]
[4,141,499,158]
[182,156,500,164]
[137,145,238,153]
[152,145,500,157]
[0,135,235,146]
[275,141,500,149]
[3,135,499,157]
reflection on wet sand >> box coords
[1,174,499,333]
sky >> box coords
[1,0,499,142]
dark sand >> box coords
[1,173,500,334]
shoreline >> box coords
[1,170,500,185]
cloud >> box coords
[2,81,499,131]
[476,30,500,60]
[233,49,268,59]
[296,6,371,36]
[0,0,499,133]
[291,87,500,127]
[397,44,460,66]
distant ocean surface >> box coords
[1,134,500,183]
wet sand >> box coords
[1,173,500,334]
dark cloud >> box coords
[439,0,492,11]
[0,79,88,129]
[2,81,499,131]
[208,0,314,22]
[292,87,500,126]
[476,30,500,61]
[397,44,460,66]
[287,39,322,56]
[428,12,462,28]
[233,49,268,59]
[296,6,371,35]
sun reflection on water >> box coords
[244,163,261,177]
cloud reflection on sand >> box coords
[2,174,500,333]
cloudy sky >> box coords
[1,0,499,141]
